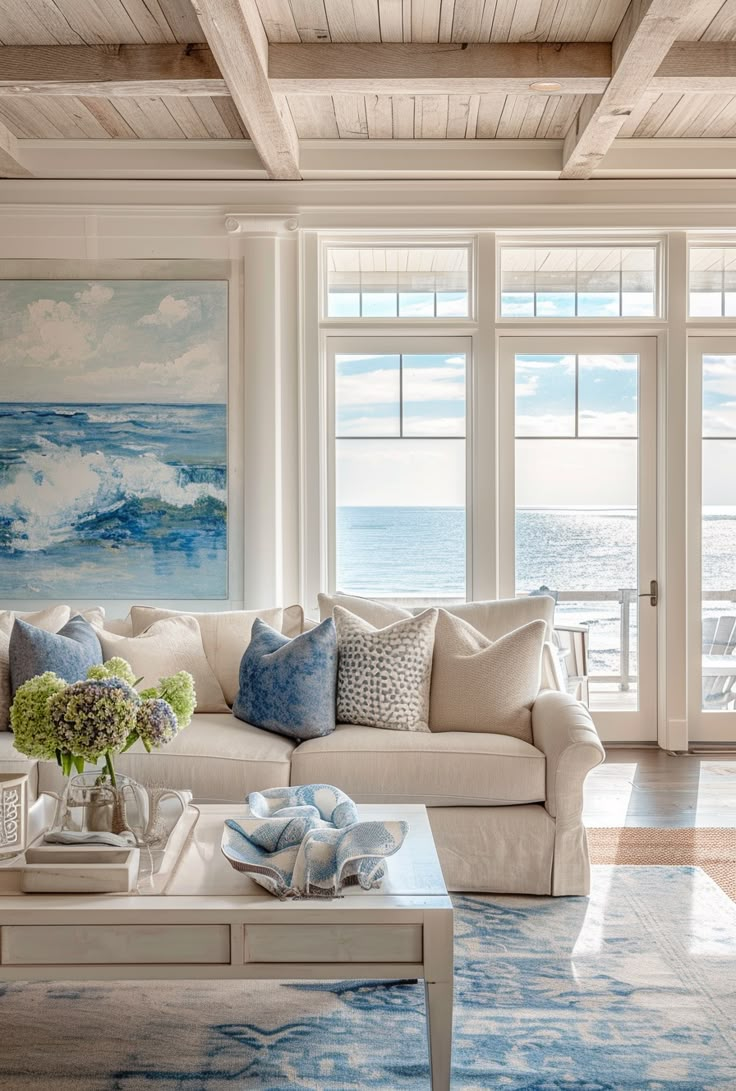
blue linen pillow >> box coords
[233,617,337,741]
[9,615,103,695]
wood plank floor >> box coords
[584,747,736,828]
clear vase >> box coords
[59,770,148,840]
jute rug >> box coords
[589,825,736,903]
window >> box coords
[689,247,736,317]
[325,245,471,319]
[701,352,736,710]
[499,245,658,318]
[331,340,468,599]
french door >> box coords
[499,336,658,743]
[688,337,736,743]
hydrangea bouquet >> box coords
[10,658,196,786]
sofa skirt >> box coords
[428,804,556,895]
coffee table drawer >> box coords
[244,923,423,964]
[1,924,230,966]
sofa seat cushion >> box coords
[290,723,546,807]
[37,715,296,802]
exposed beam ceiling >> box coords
[561,0,722,180]
[190,0,301,180]
[0,118,30,178]
[3,42,736,99]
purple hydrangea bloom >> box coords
[48,677,140,763]
[137,698,179,749]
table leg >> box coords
[425,978,453,1090]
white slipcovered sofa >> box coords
[0,596,604,896]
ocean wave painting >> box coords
[0,280,228,598]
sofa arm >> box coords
[532,690,604,821]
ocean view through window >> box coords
[334,346,467,598]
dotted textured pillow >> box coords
[334,605,438,732]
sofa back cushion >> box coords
[429,611,545,743]
[130,606,299,706]
[318,593,555,641]
[100,616,229,714]
[9,615,103,696]
[233,618,337,741]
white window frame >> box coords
[496,235,665,324]
[325,333,473,604]
[320,236,477,326]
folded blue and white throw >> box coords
[220,784,408,898]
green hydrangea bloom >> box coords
[10,672,67,761]
[87,658,137,686]
[48,678,139,764]
[156,671,196,728]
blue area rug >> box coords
[1,866,736,1090]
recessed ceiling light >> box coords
[529,81,562,92]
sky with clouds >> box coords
[336,347,736,508]
[0,280,227,404]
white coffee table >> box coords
[0,802,454,1090]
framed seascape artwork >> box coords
[0,279,228,598]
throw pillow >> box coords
[233,618,337,741]
[99,616,229,714]
[0,605,71,638]
[429,611,546,743]
[9,615,103,696]
[334,605,438,732]
[318,593,412,628]
[129,605,289,706]
[0,607,71,730]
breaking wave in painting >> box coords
[0,403,227,598]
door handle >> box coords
[638,579,658,607]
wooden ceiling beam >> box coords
[653,42,736,93]
[0,45,228,97]
[268,42,612,95]
[185,0,300,180]
[0,118,31,178]
[561,0,724,180]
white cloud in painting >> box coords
[516,413,574,436]
[23,299,94,364]
[0,280,227,403]
[75,283,114,305]
[65,341,226,403]
[138,294,198,327]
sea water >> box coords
[0,403,227,598]
[337,505,736,678]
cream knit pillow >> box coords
[429,611,545,744]
[99,616,229,714]
[130,605,287,706]
[334,605,438,732]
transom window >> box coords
[325,245,471,319]
[499,244,658,319]
[689,247,736,317]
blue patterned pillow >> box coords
[233,618,337,740]
[9,615,102,696]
